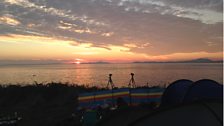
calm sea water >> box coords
[0,63,222,87]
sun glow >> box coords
[0,34,222,63]
[75,61,81,64]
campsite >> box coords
[0,79,222,126]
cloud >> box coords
[160,0,223,12]
[117,0,222,24]
[0,15,20,26]
[73,51,99,55]
[0,0,222,59]
[124,43,138,48]
[101,32,114,37]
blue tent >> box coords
[129,101,223,126]
[160,79,193,107]
[183,79,223,103]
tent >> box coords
[183,79,223,103]
[160,79,193,107]
[129,79,223,126]
[129,101,223,126]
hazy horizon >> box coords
[0,58,223,65]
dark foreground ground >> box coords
[1,81,222,126]
[0,83,105,126]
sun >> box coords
[75,61,81,64]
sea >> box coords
[0,63,222,87]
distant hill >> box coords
[133,58,223,64]
[181,58,223,63]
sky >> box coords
[0,0,223,64]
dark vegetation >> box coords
[0,82,163,126]
[0,82,105,126]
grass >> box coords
[0,82,106,126]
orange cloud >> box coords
[148,52,223,61]
[0,34,145,62]
[0,34,222,63]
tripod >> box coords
[107,74,115,106]
[128,73,136,88]
[107,74,114,89]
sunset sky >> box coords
[0,0,223,63]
